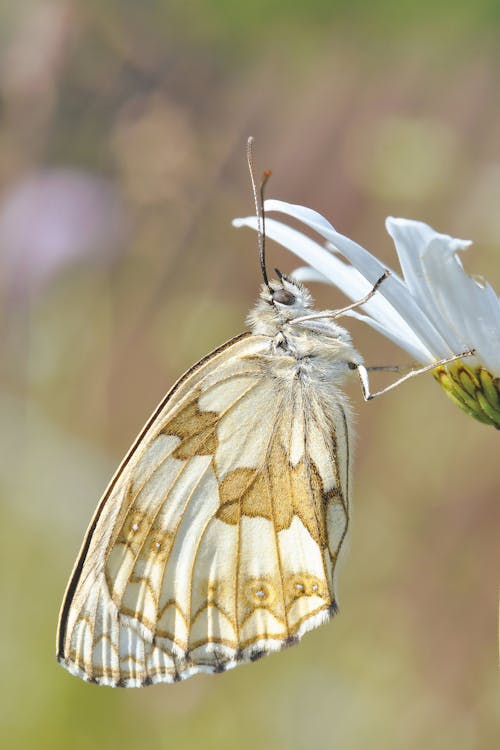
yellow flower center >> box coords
[433,360,500,428]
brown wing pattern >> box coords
[57,334,351,686]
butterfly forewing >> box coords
[57,330,351,686]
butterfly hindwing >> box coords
[57,331,351,686]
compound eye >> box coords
[273,289,296,305]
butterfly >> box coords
[56,263,378,686]
[57,144,468,687]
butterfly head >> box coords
[266,271,313,312]
[248,271,312,328]
[249,271,319,333]
[249,270,362,368]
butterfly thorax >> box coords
[247,277,364,383]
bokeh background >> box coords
[0,1,498,748]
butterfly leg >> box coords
[290,271,390,325]
[351,350,476,401]
[329,270,390,319]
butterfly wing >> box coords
[57,332,351,686]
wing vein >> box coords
[265,449,290,638]
[160,458,214,624]
[303,390,334,601]
[333,404,350,557]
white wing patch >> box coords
[57,333,352,686]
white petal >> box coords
[264,199,337,235]
[292,261,434,359]
[263,200,453,358]
[290,266,330,283]
[234,214,433,361]
[235,203,500,376]
[386,216,471,256]
[385,218,469,352]
[421,243,500,371]
[233,215,370,294]
[342,309,434,362]
[387,217,500,371]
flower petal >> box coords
[385,218,470,353]
[341,309,434,362]
[263,199,454,358]
[386,216,500,371]
[422,242,500,372]
[233,215,355,285]
[233,213,433,361]
[290,266,330,284]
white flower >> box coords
[233,199,500,428]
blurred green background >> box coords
[0,1,498,748]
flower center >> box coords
[433,360,500,429]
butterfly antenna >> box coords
[247,136,271,289]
